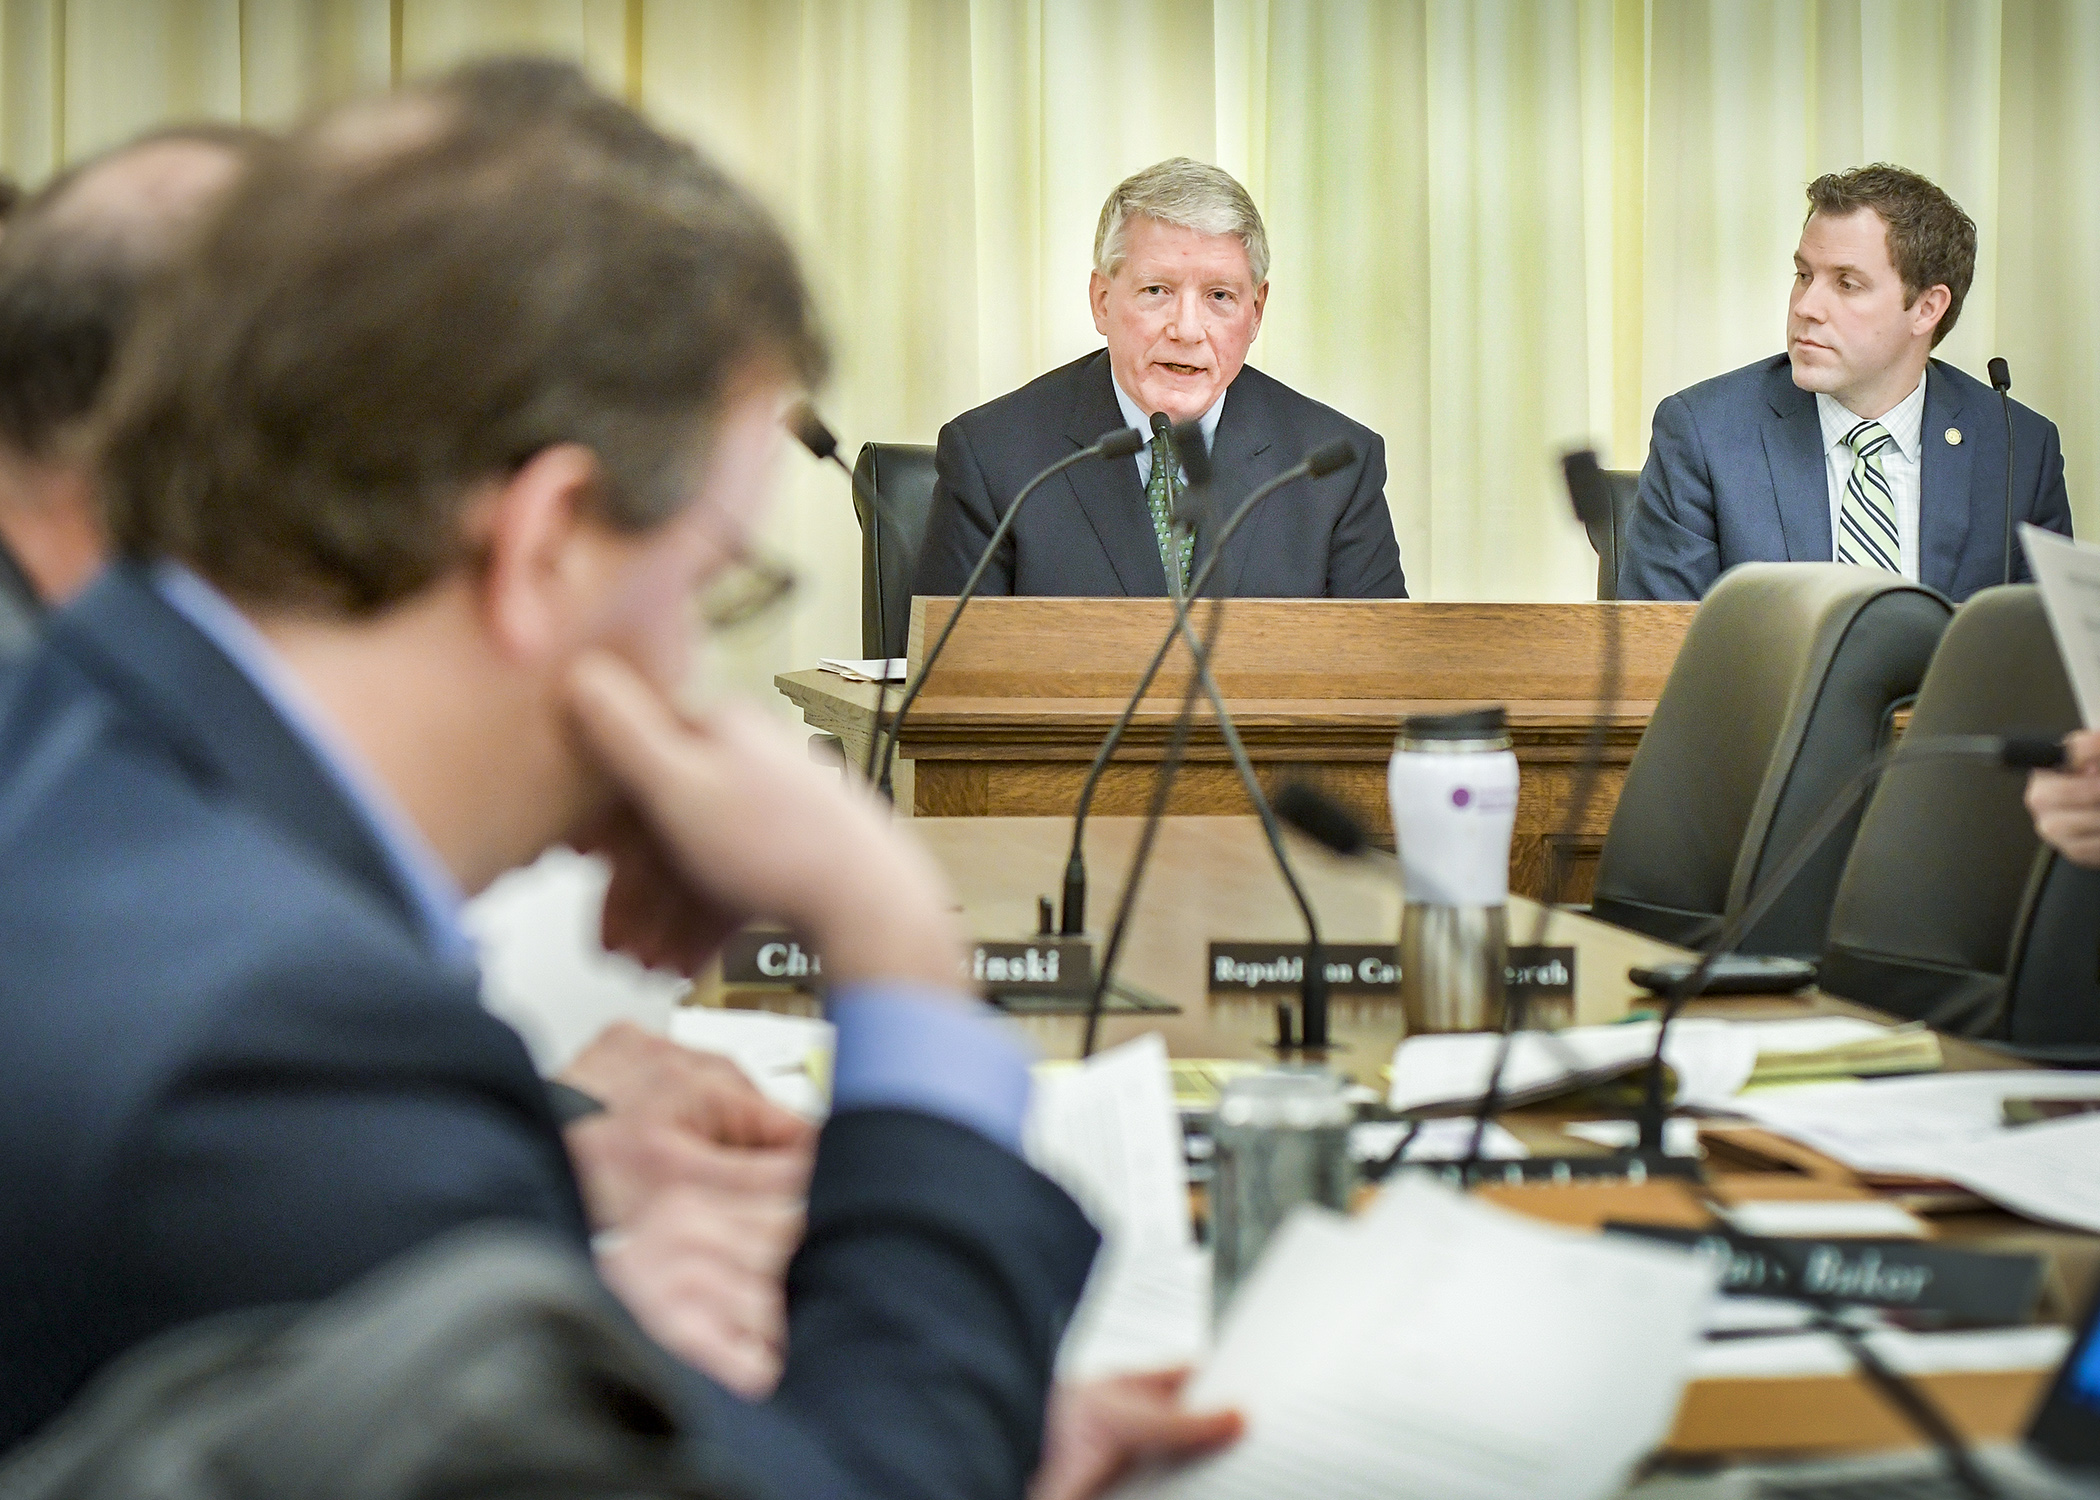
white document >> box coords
[817,656,908,683]
[1725,1072,2100,1232]
[1897,1112,2100,1236]
[1026,1034,1192,1254]
[1349,1117,1528,1163]
[1112,1178,1717,1500]
[667,1006,835,1119]
[2021,523,2100,725]
[1059,1241,1212,1381]
[1030,1037,1211,1381]
[1386,1020,1759,1114]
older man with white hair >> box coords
[913,157,1406,599]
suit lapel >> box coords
[1061,353,1166,596]
[50,564,423,939]
[1195,375,1276,598]
[1918,361,1974,593]
[1759,361,1831,562]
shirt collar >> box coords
[150,561,476,971]
[1110,371,1227,453]
[1818,372,1927,462]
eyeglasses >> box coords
[696,551,797,631]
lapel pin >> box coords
[1945,427,1963,446]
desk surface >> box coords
[701,814,2097,1449]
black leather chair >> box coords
[1590,564,1950,956]
[852,442,939,660]
[1584,469,1641,600]
[1997,851,2100,1050]
[1819,585,2082,1029]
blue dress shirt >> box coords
[150,564,1034,1153]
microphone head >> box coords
[1989,357,2012,393]
[1561,448,1612,529]
[1171,418,1213,488]
[1306,439,1356,478]
[2001,735,2067,770]
[1274,781,1369,858]
[786,400,838,462]
[1096,426,1146,460]
[1149,410,1172,437]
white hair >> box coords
[1092,158,1270,285]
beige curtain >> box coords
[3,0,2096,701]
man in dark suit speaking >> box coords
[0,63,1237,1498]
[913,158,1406,599]
[1619,164,2070,603]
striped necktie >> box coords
[1145,427,1192,595]
[1835,418,1900,575]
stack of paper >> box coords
[816,656,907,682]
[1028,1035,1212,1381]
[1385,1017,1945,1117]
[1726,1073,2100,1234]
[1737,1017,1941,1085]
[1111,1178,1717,1500]
[1385,1021,1761,1114]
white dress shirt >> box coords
[1817,376,1926,582]
[1111,374,1226,491]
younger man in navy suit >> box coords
[1621,164,2070,602]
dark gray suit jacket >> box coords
[1620,354,2072,603]
[912,351,1407,598]
[0,564,1100,1499]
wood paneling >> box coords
[779,598,1698,902]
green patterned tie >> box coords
[1145,427,1192,595]
[1835,418,1900,574]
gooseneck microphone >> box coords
[1076,440,1357,1057]
[1061,439,1357,935]
[1990,357,2016,587]
[874,425,1146,799]
[788,401,893,784]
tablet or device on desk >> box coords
[1629,954,1818,996]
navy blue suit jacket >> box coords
[1619,354,2072,603]
[0,564,1098,1498]
[912,350,1407,599]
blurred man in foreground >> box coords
[0,119,821,1384]
[0,61,1233,1497]
[0,125,259,652]
[913,157,1404,600]
[1620,164,2070,602]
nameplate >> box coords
[1604,1224,2045,1323]
[968,939,1094,998]
[1208,943,1400,994]
[720,931,1093,999]
[1505,946,1577,997]
[722,931,826,988]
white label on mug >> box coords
[1388,747,1519,906]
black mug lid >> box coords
[1400,706,1508,740]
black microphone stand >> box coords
[1075,441,1356,1057]
[1990,357,2015,587]
[875,427,1144,799]
[786,401,895,785]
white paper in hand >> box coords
[1112,1177,1716,1500]
[1029,1036,1211,1380]
[2021,523,2100,725]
